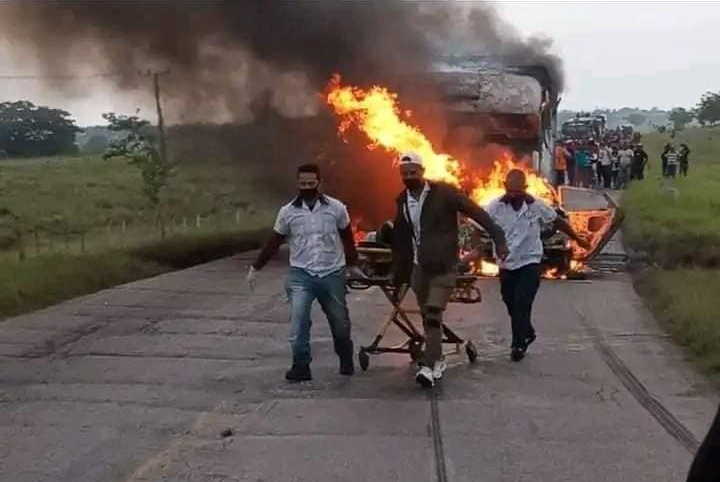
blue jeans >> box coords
[285,267,352,366]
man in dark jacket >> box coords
[391,152,509,388]
[631,144,649,180]
[686,404,720,482]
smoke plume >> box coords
[0,1,564,123]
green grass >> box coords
[0,229,267,319]
[0,153,279,320]
[636,269,720,379]
[623,163,720,268]
[625,126,720,382]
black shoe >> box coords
[285,364,312,382]
[511,346,526,362]
[339,357,355,376]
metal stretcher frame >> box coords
[347,276,480,371]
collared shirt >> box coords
[404,182,430,264]
[619,149,634,167]
[273,194,350,277]
[487,196,558,271]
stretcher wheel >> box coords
[358,349,370,371]
[409,340,423,362]
[466,341,478,363]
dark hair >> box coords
[297,163,321,179]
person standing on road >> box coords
[566,142,577,186]
[391,152,509,388]
[679,143,691,177]
[247,163,364,382]
[487,170,591,362]
[598,145,613,189]
[575,146,593,188]
[553,142,571,187]
[631,144,649,180]
[618,144,634,188]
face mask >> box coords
[403,179,423,190]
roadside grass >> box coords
[623,163,720,268]
[0,154,279,320]
[0,228,267,320]
[625,126,720,382]
[635,269,720,380]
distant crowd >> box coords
[553,139,691,190]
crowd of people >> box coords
[553,139,649,190]
[661,142,691,178]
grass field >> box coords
[0,153,279,320]
[624,126,720,381]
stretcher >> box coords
[347,244,482,371]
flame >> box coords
[326,76,605,275]
[326,75,555,207]
[326,74,461,185]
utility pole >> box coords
[150,69,170,166]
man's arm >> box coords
[251,231,286,270]
[554,216,591,250]
[338,226,359,266]
[454,189,509,258]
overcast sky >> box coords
[496,0,720,111]
[1,1,718,125]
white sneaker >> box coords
[432,360,447,380]
[415,366,434,388]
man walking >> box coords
[631,144,649,181]
[487,170,590,362]
[391,152,508,388]
[598,144,613,189]
[679,143,691,177]
[247,163,362,382]
[553,142,571,187]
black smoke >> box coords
[0,1,564,123]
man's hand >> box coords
[575,236,592,251]
[495,242,510,261]
[246,266,258,292]
[346,265,367,280]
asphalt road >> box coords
[0,242,718,481]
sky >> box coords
[496,0,720,111]
[1,1,719,125]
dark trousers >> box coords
[499,264,541,348]
[554,169,566,187]
[599,165,613,188]
[680,162,689,177]
[687,404,720,482]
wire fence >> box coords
[3,208,267,262]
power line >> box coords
[0,71,128,80]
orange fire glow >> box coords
[327,76,602,276]
[326,75,555,208]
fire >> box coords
[326,75,555,208]
[470,155,557,207]
[327,76,603,277]
[326,74,461,185]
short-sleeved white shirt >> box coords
[273,194,350,277]
[486,196,558,271]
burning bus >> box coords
[325,63,622,278]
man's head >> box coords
[504,169,527,196]
[297,163,321,200]
[398,152,425,191]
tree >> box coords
[624,113,647,128]
[103,113,174,208]
[82,134,109,154]
[0,101,81,157]
[696,91,720,126]
[668,107,694,131]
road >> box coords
[0,236,718,480]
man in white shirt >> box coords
[487,170,590,362]
[618,145,634,188]
[598,145,613,189]
[248,163,363,382]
